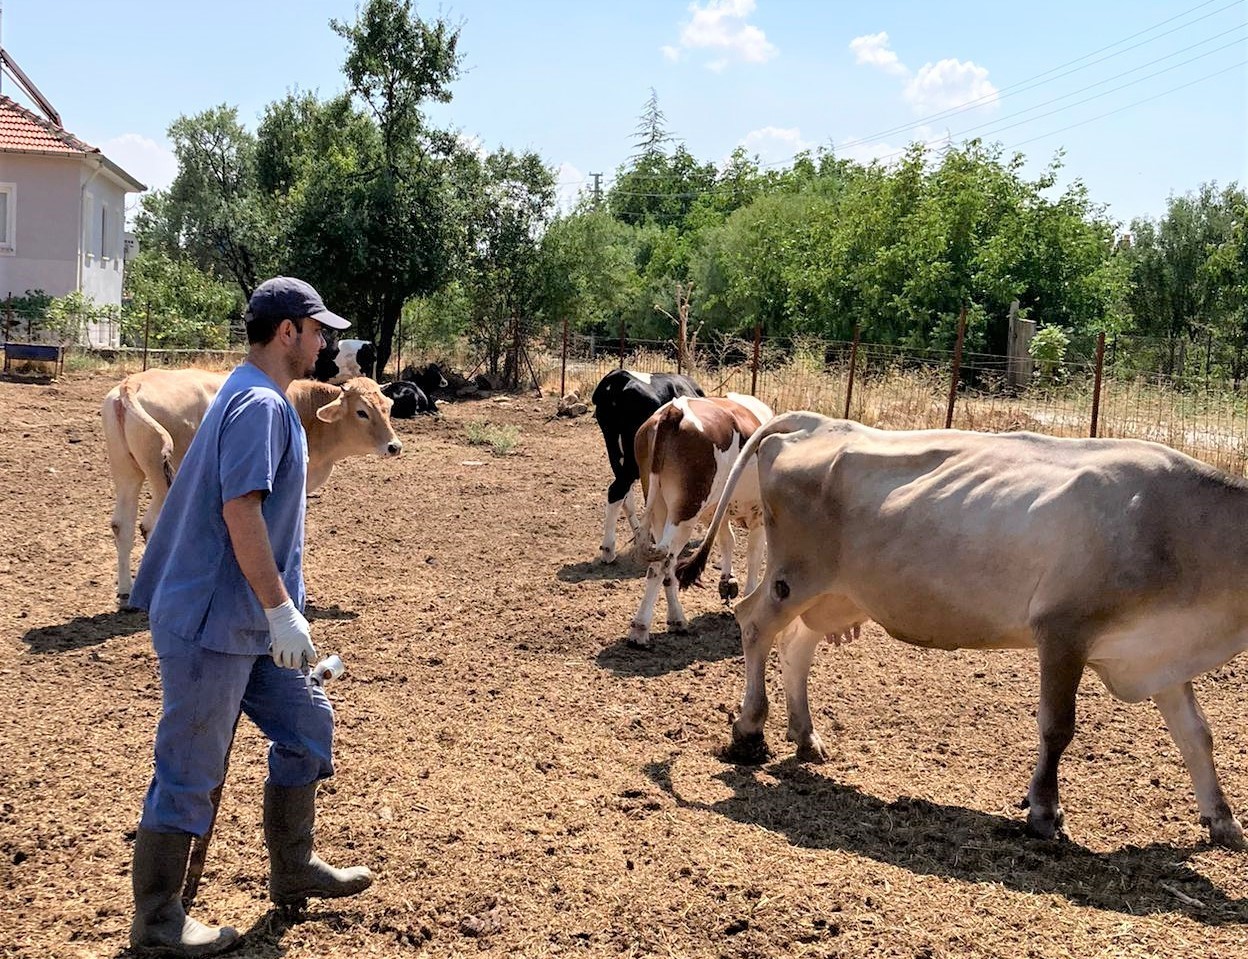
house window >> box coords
[100,204,109,259]
[0,183,14,254]
[82,194,93,261]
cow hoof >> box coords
[1025,805,1066,841]
[719,578,739,602]
[793,738,829,764]
[666,618,689,635]
[598,547,617,565]
[627,624,652,648]
[1202,815,1246,850]
[722,732,771,765]
[116,594,131,609]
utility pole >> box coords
[590,173,602,208]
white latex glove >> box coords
[264,599,317,670]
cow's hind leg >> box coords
[726,573,814,763]
[1154,681,1245,849]
[110,459,144,606]
[1023,639,1085,840]
[743,523,765,596]
[779,619,828,762]
[628,521,693,647]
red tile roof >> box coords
[0,95,96,155]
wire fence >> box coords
[540,326,1248,476]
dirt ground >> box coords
[4,369,1248,959]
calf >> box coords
[103,369,400,604]
[627,393,773,647]
[381,379,437,418]
[679,412,1248,848]
[591,369,704,563]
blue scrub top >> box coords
[130,362,308,655]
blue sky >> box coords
[2,0,1244,225]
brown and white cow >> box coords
[678,411,1248,848]
[626,393,774,648]
[102,368,402,604]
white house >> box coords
[0,50,146,348]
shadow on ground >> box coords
[646,756,1248,924]
[21,608,149,653]
[596,610,741,678]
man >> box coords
[127,277,373,956]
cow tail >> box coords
[119,378,177,488]
[675,410,823,590]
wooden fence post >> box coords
[560,316,569,397]
[1090,331,1106,438]
[750,321,762,396]
[618,318,625,370]
[142,303,151,371]
[944,306,967,429]
[844,325,861,419]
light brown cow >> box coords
[103,368,402,604]
[626,393,773,648]
[678,411,1248,848]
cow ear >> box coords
[316,394,347,423]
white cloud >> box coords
[849,32,907,76]
[667,0,777,69]
[661,45,681,62]
[99,133,177,195]
[904,58,998,114]
[554,162,587,215]
[740,126,811,164]
[848,33,999,117]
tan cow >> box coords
[678,411,1248,848]
[103,368,402,604]
[626,393,773,647]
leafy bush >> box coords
[1029,325,1071,385]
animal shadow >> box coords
[556,558,642,583]
[596,610,741,678]
[645,757,1248,924]
[21,608,149,654]
[305,603,359,622]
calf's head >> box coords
[315,377,403,458]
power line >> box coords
[830,0,1243,154]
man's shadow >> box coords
[645,757,1248,924]
[21,609,149,654]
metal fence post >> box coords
[944,306,967,429]
[560,316,569,397]
[750,321,762,396]
[1090,331,1106,438]
[844,324,861,419]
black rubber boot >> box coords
[264,783,373,905]
[130,828,240,956]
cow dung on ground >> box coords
[2,369,1248,959]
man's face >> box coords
[288,318,329,379]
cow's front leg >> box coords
[628,521,690,646]
[779,619,827,762]
[1023,640,1084,840]
[1154,681,1245,849]
[716,522,738,602]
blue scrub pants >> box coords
[139,638,335,836]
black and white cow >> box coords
[316,339,377,384]
[591,368,705,563]
[381,379,437,418]
[407,362,449,397]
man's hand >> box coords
[264,599,317,669]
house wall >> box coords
[0,154,134,347]
[0,154,79,302]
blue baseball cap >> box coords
[247,276,351,330]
